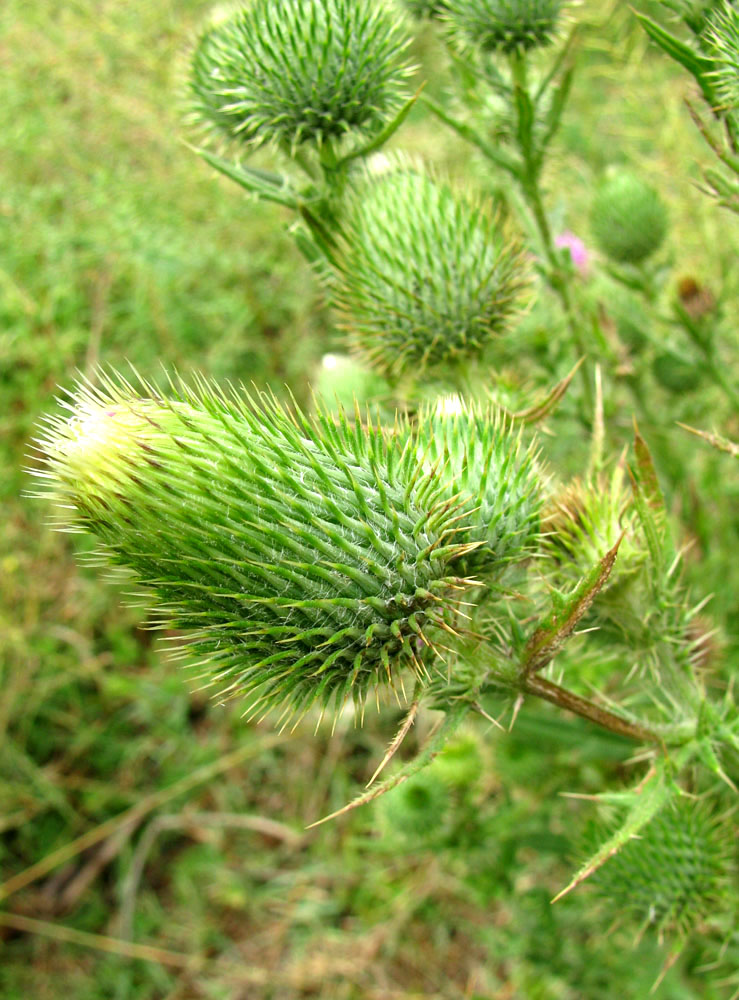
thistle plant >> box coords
[28,0,739,985]
[588,799,734,939]
[635,0,739,213]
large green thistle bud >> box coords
[35,377,479,723]
[444,0,564,54]
[588,800,733,937]
[189,0,413,151]
[590,172,669,266]
[331,169,528,378]
[413,397,541,579]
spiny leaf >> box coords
[552,756,680,902]
[678,423,739,457]
[628,426,671,579]
[633,10,718,108]
[307,703,468,826]
[522,535,622,675]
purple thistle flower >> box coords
[555,230,590,277]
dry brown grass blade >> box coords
[0,911,200,969]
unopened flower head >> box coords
[413,399,541,579]
[35,375,479,725]
[189,0,413,151]
[444,0,564,54]
[332,169,529,377]
[591,171,668,265]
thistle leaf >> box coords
[522,535,622,675]
[552,757,679,902]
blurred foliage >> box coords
[1,0,737,998]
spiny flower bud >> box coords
[189,0,412,152]
[444,0,564,54]
[379,770,449,838]
[413,397,541,580]
[588,800,733,937]
[332,169,528,378]
[35,376,479,724]
[590,172,668,265]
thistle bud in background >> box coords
[35,376,479,724]
[189,0,412,151]
[444,0,564,54]
[588,800,733,937]
[379,770,449,838]
[331,169,528,378]
[590,171,668,265]
[413,398,541,580]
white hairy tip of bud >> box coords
[434,394,465,417]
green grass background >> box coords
[1,1,737,997]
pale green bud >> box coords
[413,398,541,580]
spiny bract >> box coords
[590,171,668,265]
[331,169,528,377]
[189,0,412,151]
[36,376,478,725]
[444,0,563,54]
[413,398,541,579]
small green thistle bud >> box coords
[543,465,644,583]
[432,731,484,787]
[588,800,733,937]
[444,0,564,54]
[413,397,541,579]
[379,770,449,838]
[332,169,528,378]
[36,376,478,724]
[590,172,668,265]
[189,0,413,151]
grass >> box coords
[1,0,738,997]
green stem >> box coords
[508,52,594,419]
